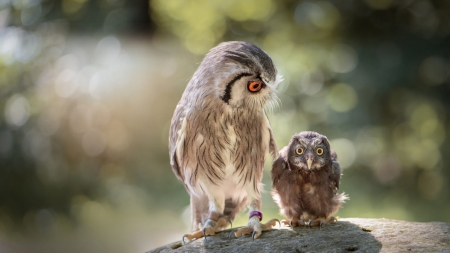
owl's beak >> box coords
[306,153,314,170]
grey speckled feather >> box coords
[169,41,281,230]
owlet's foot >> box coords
[296,216,337,229]
[281,216,337,229]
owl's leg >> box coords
[232,197,279,240]
[182,192,230,243]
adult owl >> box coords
[271,131,348,228]
[169,41,282,242]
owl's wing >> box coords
[330,150,341,189]
[168,103,186,183]
[264,111,278,160]
[271,146,288,185]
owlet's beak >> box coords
[307,159,313,170]
[305,153,314,170]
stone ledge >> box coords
[148,218,450,253]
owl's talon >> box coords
[252,231,257,241]
[202,228,207,241]
[281,220,290,227]
[228,229,236,240]
[261,218,280,230]
[275,219,281,228]
[181,230,204,243]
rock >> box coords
[148,218,450,253]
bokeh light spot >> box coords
[4,94,30,127]
[296,70,324,95]
[106,120,129,152]
[69,104,91,133]
[82,129,106,157]
[21,5,42,26]
[294,1,340,31]
[54,69,78,98]
[328,44,358,73]
[35,209,56,233]
[225,0,274,22]
[355,127,386,164]
[16,33,40,62]
[89,70,113,100]
[62,0,87,14]
[411,139,441,170]
[419,56,448,86]
[327,83,358,112]
[95,36,121,65]
[372,154,402,184]
[329,138,356,169]
[301,94,327,113]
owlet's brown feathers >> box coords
[271,131,348,227]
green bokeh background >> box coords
[1,0,449,252]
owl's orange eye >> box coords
[248,81,263,92]
[295,148,304,155]
[316,148,324,155]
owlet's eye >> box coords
[295,148,304,155]
[316,148,324,155]
[248,81,263,92]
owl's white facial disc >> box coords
[221,71,280,110]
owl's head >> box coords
[287,131,332,171]
[194,41,282,110]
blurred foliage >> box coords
[1,0,450,252]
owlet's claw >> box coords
[297,216,337,230]
[320,221,325,229]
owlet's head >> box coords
[287,131,332,171]
[191,41,282,110]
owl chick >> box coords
[271,131,348,228]
[169,41,282,242]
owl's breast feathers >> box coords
[169,104,277,194]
